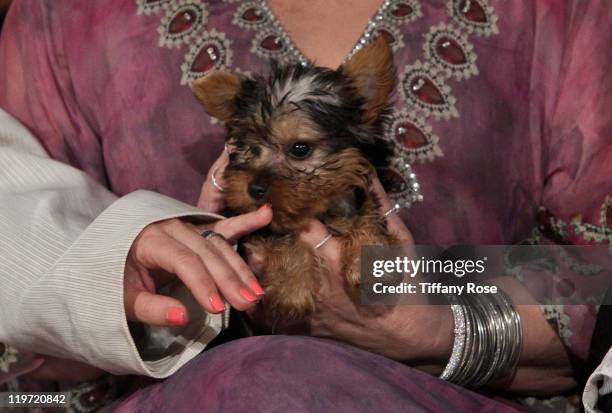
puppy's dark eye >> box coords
[288,142,312,159]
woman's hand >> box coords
[197,146,230,213]
[123,203,272,328]
[297,180,576,393]
[297,178,454,368]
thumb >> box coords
[212,204,273,243]
[124,289,189,327]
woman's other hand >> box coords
[298,177,453,366]
[197,146,230,213]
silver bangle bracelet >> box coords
[440,286,523,388]
[439,295,467,381]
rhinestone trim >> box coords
[157,0,208,48]
[233,1,268,30]
[136,0,172,16]
[440,296,467,381]
[382,158,424,207]
[180,29,233,85]
[447,0,499,37]
[387,110,443,163]
[251,1,309,65]
[424,23,478,80]
[400,61,459,120]
[344,0,422,63]
[389,0,497,206]
[383,0,422,24]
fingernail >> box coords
[258,203,271,212]
[250,279,265,296]
[239,287,258,302]
[166,307,187,326]
[209,294,226,312]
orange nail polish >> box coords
[240,288,257,302]
[250,279,265,296]
[258,203,271,212]
[166,307,187,326]
[209,294,226,312]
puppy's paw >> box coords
[265,286,316,322]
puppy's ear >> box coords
[340,37,395,122]
[192,71,245,122]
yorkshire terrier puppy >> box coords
[193,38,398,328]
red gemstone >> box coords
[169,8,197,34]
[242,7,263,22]
[392,3,413,17]
[435,37,467,65]
[377,29,395,45]
[396,123,428,149]
[378,168,408,194]
[191,44,220,73]
[458,0,488,23]
[410,76,444,105]
[261,35,283,51]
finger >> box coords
[372,176,413,243]
[136,233,226,314]
[198,150,230,211]
[212,203,273,243]
[124,288,189,327]
[199,186,225,213]
[206,234,265,296]
[299,219,342,272]
[171,223,261,310]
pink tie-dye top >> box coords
[0,0,610,402]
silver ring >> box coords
[211,168,225,192]
[201,230,226,242]
[314,233,333,250]
[383,204,401,218]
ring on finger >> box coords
[383,203,401,218]
[201,229,227,242]
[211,167,225,192]
[314,233,333,250]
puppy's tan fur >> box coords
[193,38,398,329]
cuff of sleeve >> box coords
[19,190,224,377]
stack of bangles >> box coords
[439,288,523,388]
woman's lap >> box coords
[112,336,525,413]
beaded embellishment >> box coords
[181,30,233,85]
[157,0,208,47]
[137,0,232,85]
[387,0,498,207]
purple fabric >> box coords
[110,336,526,413]
[0,0,609,247]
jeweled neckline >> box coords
[259,0,418,66]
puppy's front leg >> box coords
[244,236,325,326]
[340,209,398,287]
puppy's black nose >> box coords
[248,180,268,200]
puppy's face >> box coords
[193,38,395,233]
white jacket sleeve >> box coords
[584,348,612,413]
[0,108,225,378]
